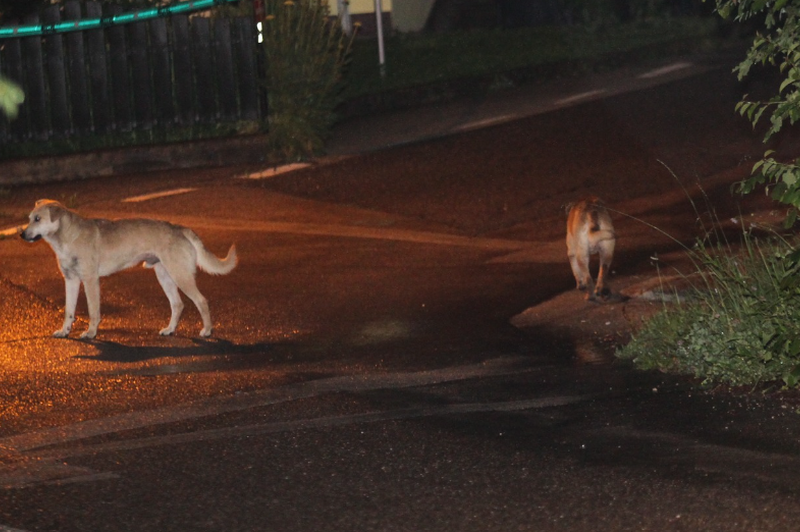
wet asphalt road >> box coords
[2,54,800,530]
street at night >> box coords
[2,52,800,531]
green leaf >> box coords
[771,180,788,200]
[784,207,798,228]
[788,248,800,264]
[789,338,800,357]
[783,365,800,388]
[753,105,768,124]
[0,77,24,120]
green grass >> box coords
[343,16,722,99]
[617,230,800,390]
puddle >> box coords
[350,319,416,347]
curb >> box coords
[0,134,269,187]
[337,34,732,119]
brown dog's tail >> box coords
[184,229,238,275]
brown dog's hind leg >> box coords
[593,239,616,299]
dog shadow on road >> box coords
[74,337,278,369]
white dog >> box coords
[20,199,237,339]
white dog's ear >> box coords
[47,204,67,222]
[34,199,66,221]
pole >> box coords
[337,0,352,35]
[374,0,385,77]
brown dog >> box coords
[566,197,615,300]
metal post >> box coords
[374,0,385,77]
[337,0,352,35]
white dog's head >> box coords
[20,199,68,243]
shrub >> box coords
[261,0,353,163]
[617,231,800,389]
[706,0,800,221]
[0,76,23,119]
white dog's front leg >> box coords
[81,276,101,339]
[55,276,80,338]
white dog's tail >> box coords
[184,229,238,275]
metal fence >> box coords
[0,1,263,144]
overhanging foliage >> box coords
[709,0,800,219]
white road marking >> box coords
[87,209,544,254]
[0,456,118,490]
[240,163,311,180]
[185,219,536,251]
[0,226,20,237]
[122,187,196,203]
[0,525,31,532]
[638,61,693,80]
[453,114,518,132]
[555,89,607,106]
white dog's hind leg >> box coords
[182,281,213,338]
[165,265,213,338]
[154,263,184,336]
[55,276,80,338]
[81,276,102,339]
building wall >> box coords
[329,0,391,16]
[346,0,393,14]
[330,0,436,33]
[393,0,434,31]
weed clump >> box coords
[618,230,800,389]
[261,0,353,163]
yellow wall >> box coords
[392,0,434,31]
[329,0,432,31]
[330,0,392,15]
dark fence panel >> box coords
[86,1,112,133]
[65,2,91,134]
[233,18,259,122]
[0,1,264,145]
[172,16,194,126]
[151,18,174,126]
[106,4,132,132]
[129,18,153,129]
[191,18,216,125]
[27,12,52,139]
[215,18,236,121]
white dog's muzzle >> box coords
[20,229,41,242]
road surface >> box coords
[1,52,799,531]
